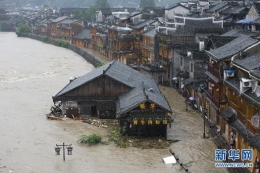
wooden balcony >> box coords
[120,47,133,52]
[206,90,219,108]
[247,120,259,134]
[207,65,221,79]
[133,48,142,54]
[237,110,246,124]
[228,101,237,109]
[158,40,173,46]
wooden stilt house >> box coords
[52,60,172,137]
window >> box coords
[181,36,191,42]
[180,57,183,66]
[190,63,193,72]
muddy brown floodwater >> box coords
[0,32,227,173]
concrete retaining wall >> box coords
[26,34,102,67]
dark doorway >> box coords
[91,106,97,116]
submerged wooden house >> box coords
[52,60,172,136]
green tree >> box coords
[140,0,155,8]
[95,0,110,9]
[0,21,11,31]
[16,23,31,37]
[85,5,98,21]
[73,8,88,20]
[14,16,26,27]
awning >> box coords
[236,19,253,24]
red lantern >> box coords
[211,60,215,64]
[206,79,209,83]
[211,83,215,88]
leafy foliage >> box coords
[96,62,106,68]
[54,39,70,48]
[140,0,155,8]
[73,8,89,20]
[0,21,11,31]
[86,5,98,21]
[78,133,102,145]
[16,23,31,37]
[108,127,130,148]
[95,0,110,9]
[14,16,26,27]
[42,36,49,43]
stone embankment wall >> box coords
[26,34,102,67]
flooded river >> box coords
[0,32,227,173]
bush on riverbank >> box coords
[42,36,49,43]
[96,62,106,68]
[54,39,70,48]
[108,128,130,148]
[0,21,11,31]
[16,23,31,37]
[77,133,103,145]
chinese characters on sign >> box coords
[215,149,253,168]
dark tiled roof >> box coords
[219,6,248,15]
[221,29,255,37]
[116,84,172,117]
[117,33,135,40]
[206,35,259,60]
[143,28,156,38]
[210,1,222,7]
[60,19,78,25]
[251,69,260,79]
[73,29,91,40]
[224,77,240,94]
[253,2,260,14]
[51,16,68,23]
[175,17,223,34]
[129,19,156,29]
[59,8,87,13]
[55,60,160,97]
[165,3,189,10]
[208,36,236,49]
[207,2,228,13]
[232,53,260,71]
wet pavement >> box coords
[0,32,228,173]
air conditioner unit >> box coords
[241,78,252,87]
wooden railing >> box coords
[237,110,247,124]
[207,65,221,79]
[247,120,259,134]
[206,90,219,108]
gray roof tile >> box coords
[232,53,260,71]
[73,29,91,40]
[51,16,68,23]
[116,83,172,117]
[206,35,259,60]
[55,60,160,97]
[54,60,172,116]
